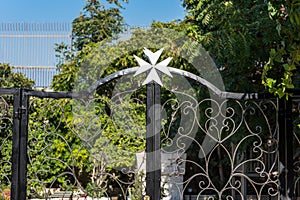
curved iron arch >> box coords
[82,67,267,100]
[25,67,270,100]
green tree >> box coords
[0,63,34,88]
[53,0,127,91]
[183,0,281,92]
[262,0,300,98]
[72,0,125,51]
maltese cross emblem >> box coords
[133,48,173,86]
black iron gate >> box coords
[0,68,300,200]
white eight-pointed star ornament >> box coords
[133,48,173,86]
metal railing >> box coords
[12,66,59,88]
[0,22,71,88]
[0,23,149,88]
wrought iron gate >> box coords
[0,68,300,200]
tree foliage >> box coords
[262,0,300,97]
[183,0,281,92]
[53,0,127,91]
[72,0,125,51]
[0,63,34,88]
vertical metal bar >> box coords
[279,98,294,199]
[10,88,29,200]
[19,89,29,199]
[11,88,21,200]
[146,83,161,200]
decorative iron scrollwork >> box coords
[0,96,13,193]
[161,93,279,199]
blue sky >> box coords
[0,0,186,87]
[0,0,185,26]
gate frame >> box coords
[0,67,298,199]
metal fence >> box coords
[0,22,72,88]
[12,66,58,88]
[0,67,299,200]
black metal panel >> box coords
[146,83,161,200]
[24,89,74,99]
[11,88,21,200]
[9,89,29,200]
[279,98,294,199]
[290,96,300,198]
[19,90,29,200]
[0,88,18,94]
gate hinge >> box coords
[14,106,27,119]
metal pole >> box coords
[279,98,294,199]
[11,88,21,200]
[11,89,29,200]
[19,89,29,199]
[146,83,161,200]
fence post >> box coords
[11,89,29,200]
[146,83,161,200]
[11,88,21,200]
[279,98,294,199]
